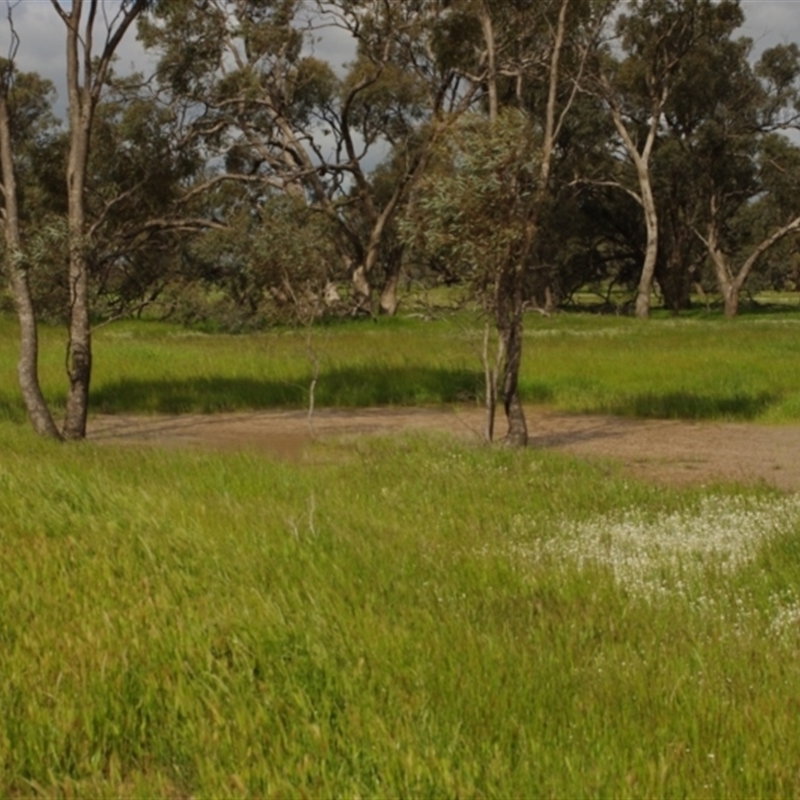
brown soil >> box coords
[88,406,800,490]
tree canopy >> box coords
[2,0,800,442]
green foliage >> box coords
[177,193,342,328]
[616,0,743,94]
[402,110,540,302]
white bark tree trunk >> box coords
[0,81,61,438]
[702,196,800,318]
[607,95,664,319]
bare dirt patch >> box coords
[88,406,800,490]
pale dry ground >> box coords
[87,406,800,490]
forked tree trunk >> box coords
[0,86,61,438]
[702,199,800,320]
[480,0,573,448]
[61,37,93,439]
[51,0,147,439]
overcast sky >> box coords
[0,0,799,118]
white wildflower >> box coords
[513,495,800,599]
[769,595,800,638]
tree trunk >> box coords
[0,89,61,438]
[723,284,739,318]
[656,259,692,315]
[62,245,92,439]
[482,319,501,443]
[379,248,403,316]
[53,0,147,439]
[702,203,800,320]
[706,222,737,319]
[379,271,400,315]
[635,167,659,318]
[607,91,664,320]
[497,271,527,447]
[500,309,527,447]
[544,285,556,314]
[9,265,62,438]
[351,263,372,313]
[61,101,93,439]
[60,0,97,438]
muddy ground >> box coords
[87,406,800,491]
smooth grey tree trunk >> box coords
[61,31,93,440]
[0,82,61,439]
[351,263,372,313]
[606,87,665,320]
[52,0,147,438]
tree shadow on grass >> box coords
[0,397,27,424]
[607,391,780,421]
[90,366,490,414]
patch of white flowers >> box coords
[769,595,800,638]
[509,495,800,600]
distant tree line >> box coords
[2,0,800,443]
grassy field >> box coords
[3,310,800,796]
[3,309,800,422]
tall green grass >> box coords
[2,424,800,796]
[4,310,800,422]
[4,309,800,795]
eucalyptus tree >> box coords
[141,0,475,315]
[695,134,800,317]
[1,0,156,439]
[404,0,613,446]
[0,51,62,437]
[401,109,539,443]
[588,0,743,317]
[687,44,800,316]
[1,0,214,439]
[41,0,158,439]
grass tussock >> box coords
[2,425,800,796]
